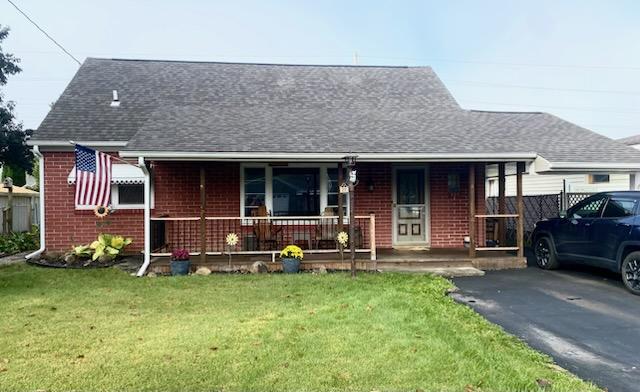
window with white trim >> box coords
[241,164,348,217]
[114,184,144,207]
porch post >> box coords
[516,162,525,258]
[468,163,476,258]
[200,165,206,264]
[337,162,344,232]
[498,163,506,246]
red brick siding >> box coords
[354,163,393,248]
[42,153,485,252]
[153,161,240,217]
[429,163,486,248]
[43,152,144,251]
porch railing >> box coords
[150,214,376,262]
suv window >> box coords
[570,195,608,219]
[602,198,638,218]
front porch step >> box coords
[376,265,485,277]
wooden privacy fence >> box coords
[150,214,376,262]
[1,196,39,233]
[486,192,593,246]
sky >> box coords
[1,0,639,139]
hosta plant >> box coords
[90,234,133,261]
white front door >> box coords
[393,166,429,246]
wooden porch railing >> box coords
[150,214,377,262]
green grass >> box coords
[0,264,598,392]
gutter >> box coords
[135,157,151,277]
[119,151,539,162]
[25,146,45,260]
[533,156,640,174]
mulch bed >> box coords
[27,257,124,269]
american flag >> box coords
[75,144,112,207]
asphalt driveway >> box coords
[452,259,640,392]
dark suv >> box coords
[532,191,640,295]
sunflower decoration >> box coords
[336,231,349,247]
[225,233,239,247]
[94,205,110,219]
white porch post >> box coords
[136,157,151,277]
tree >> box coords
[0,25,33,175]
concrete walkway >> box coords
[0,252,28,267]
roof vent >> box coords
[110,90,120,107]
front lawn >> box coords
[0,264,597,391]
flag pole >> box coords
[69,140,139,167]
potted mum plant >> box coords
[170,248,191,276]
[280,245,303,273]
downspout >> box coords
[25,146,45,259]
[136,157,151,276]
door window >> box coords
[602,198,638,218]
[570,195,607,219]
[397,170,424,204]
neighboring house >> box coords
[485,163,630,197]
[0,185,39,233]
[26,58,640,273]
[619,135,640,190]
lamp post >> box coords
[344,155,358,278]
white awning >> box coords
[67,164,145,184]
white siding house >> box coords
[486,163,630,197]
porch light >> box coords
[343,154,358,168]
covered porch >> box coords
[139,158,528,274]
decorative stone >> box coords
[150,266,163,274]
[63,254,77,264]
[195,267,212,276]
[250,261,268,274]
[44,251,64,262]
[316,265,327,274]
[147,272,157,278]
[97,255,112,264]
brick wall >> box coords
[430,163,486,248]
[43,152,145,251]
[153,161,240,217]
[354,163,393,248]
[42,154,241,251]
[42,153,485,252]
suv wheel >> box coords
[621,252,640,295]
[534,236,559,270]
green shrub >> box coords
[0,227,39,255]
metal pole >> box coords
[349,181,356,278]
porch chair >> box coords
[252,205,283,251]
[315,207,339,249]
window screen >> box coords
[118,184,144,205]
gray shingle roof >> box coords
[33,58,640,164]
[618,134,640,146]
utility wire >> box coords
[6,0,81,66]
[443,79,640,96]
[460,100,640,114]
[361,55,640,71]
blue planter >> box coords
[282,258,301,273]
[170,259,191,276]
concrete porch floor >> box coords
[147,248,525,276]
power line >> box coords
[6,0,81,66]
[459,100,640,115]
[361,55,640,71]
[443,79,640,96]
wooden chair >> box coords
[252,205,282,251]
[315,207,338,249]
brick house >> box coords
[27,58,640,274]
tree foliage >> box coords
[0,25,33,174]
